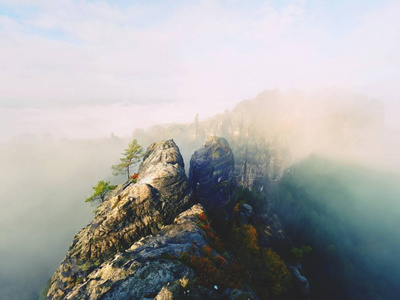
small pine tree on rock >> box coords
[85,180,117,203]
[112,139,143,179]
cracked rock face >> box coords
[189,136,236,222]
[52,204,217,300]
[48,139,192,300]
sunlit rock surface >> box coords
[62,204,209,299]
[48,140,191,299]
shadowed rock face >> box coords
[189,136,236,223]
[47,139,191,300]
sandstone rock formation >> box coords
[47,138,310,300]
[48,140,191,299]
[49,201,251,299]
[133,91,290,191]
[189,136,236,223]
[59,204,208,299]
[138,139,192,222]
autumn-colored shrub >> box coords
[232,224,260,260]
[201,224,210,232]
[182,247,243,290]
[130,173,139,183]
[197,213,226,253]
[190,255,220,287]
[216,255,226,268]
[246,225,260,251]
[262,248,291,297]
[177,215,245,290]
[230,223,292,298]
[198,212,207,222]
[203,245,212,256]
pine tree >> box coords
[85,180,116,203]
[111,139,143,179]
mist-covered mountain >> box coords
[46,137,309,300]
[133,89,387,185]
[2,89,398,299]
[0,136,128,300]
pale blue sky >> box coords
[0,0,399,139]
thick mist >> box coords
[219,90,400,299]
[0,135,139,299]
[272,156,400,299]
[134,88,398,174]
[1,1,399,299]
[131,89,400,298]
[1,89,399,299]
[231,89,389,171]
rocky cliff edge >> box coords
[48,140,192,299]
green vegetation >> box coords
[85,180,117,203]
[229,223,292,299]
[291,245,312,262]
[197,186,294,299]
[79,259,102,275]
[236,186,266,213]
[112,139,143,179]
[178,213,244,290]
[179,243,243,290]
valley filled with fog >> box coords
[1,1,400,298]
[1,89,400,299]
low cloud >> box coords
[0,1,399,129]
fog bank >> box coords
[0,135,135,299]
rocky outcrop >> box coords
[235,203,254,225]
[59,204,207,299]
[48,140,191,300]
[287,264,310,300]
[189,136,236,223]
[47,137,309,300]
[138,139,192,222]
[133,91,289,190]
[49,203,250,299]
[254,213,286,246]
[232,203,285,247]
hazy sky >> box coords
[1,0,399,140]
